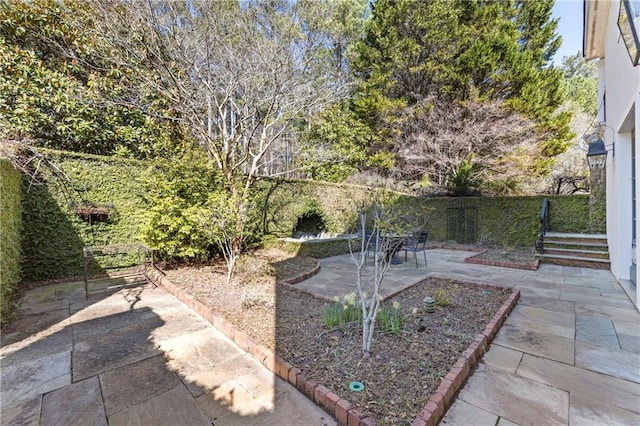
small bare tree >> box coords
[350,204,408,357]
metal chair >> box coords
[400,231,428,268]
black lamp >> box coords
[586,138,608,170]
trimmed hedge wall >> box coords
[16,150,599,283]
[1,160,22,322]
[262,178,592,248]
[21,150,147,282]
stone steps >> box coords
[536,232,609,269]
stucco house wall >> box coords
[585,0,640,309]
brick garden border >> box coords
[145,267,519,426]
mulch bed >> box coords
[163,249,513,425]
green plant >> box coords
[377,301,406,334]
[434,288,452,306]
[323,293,362,329]
[0,160,22,323]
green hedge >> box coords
[17,150,599,283]
[21,150,147,282]
[262,178,593,248]
[1,160,22,322]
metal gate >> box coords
[447,199,478,244]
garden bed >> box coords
[162,248,514,424]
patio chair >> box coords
[400,231,428,268]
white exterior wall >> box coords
[601,0,640,307]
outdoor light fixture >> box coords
[586,138,608,170]
[580,122,614,170]
[618,0,640,66]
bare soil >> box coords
[473,246,536,265]
[164,248,513,424]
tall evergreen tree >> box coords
[350,0,573,192]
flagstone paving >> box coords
[0,282,334,426]
[1,248,639,425]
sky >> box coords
[551,0,585,65]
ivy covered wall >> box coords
[263,179,592,248]
[1,160,22,321]
[17,150,598,283]
[21,150,147,282]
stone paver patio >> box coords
[0,282,334,425]
[1,248,639,425]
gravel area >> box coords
[163,248,512,424]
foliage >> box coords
[138,146,224,262]
[88,0,353,276]
[434,288,452,307]
[348,0,572,190]
[323,293,362,329]
[300,103,394,182]
[0,160,22,323]
[559,52,598,115]
[376,301,405,334]
[322,294,405,334]
[447,154,482,196]
[0,0,177,157]
[20,150,147,282]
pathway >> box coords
[0,281,334,425]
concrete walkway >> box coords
[0,282,334,425]
[2,249,639,425]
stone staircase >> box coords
[536,232,610,269]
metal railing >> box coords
[535,198,549,252]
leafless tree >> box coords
[392,97,550,195]
[88,0,350,273]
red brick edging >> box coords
[146,267,519,426]
[465,250,540,271]
[279,259,321,285]
[411,288,520,426]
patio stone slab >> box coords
[563,275,620,291]
[613,319,640,337]
[509,305,575,328]
[575,303,640,322]
[0,395,41,426]
[570,394,640,425]
[144,308,210,342]
[1,327,73,366]
[99,354,182,416]
[456,368,569,425]
[108,385,210,426]
[516,294,575,313]
[561,291,635,309]
[618,334,640,353]
[493,324,575,364]
[440,399,498,425]
[576,316,619,348]
[575,341,640,383]
[481,344,523,374]
[40,376,107,426]
[195,376,336,425]
[517,354,640,414]
[156,328,253,397]
[72,320,161,381]
[1,308,70,342]
[0,350,71,405]
[504,311,574,339]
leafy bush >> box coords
[138,146,226,261]
[0,160,22,323]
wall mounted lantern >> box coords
[581,122,613,170]
[618,0,640,66]
[586,138,608,170]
